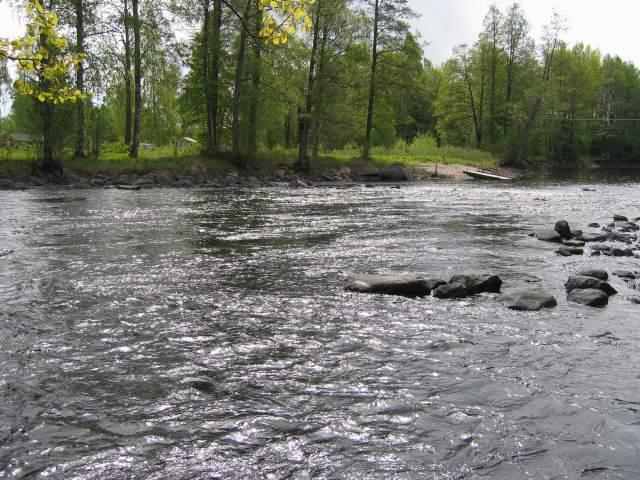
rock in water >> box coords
[563,240,585,247]
[568,288,609,308]
[613,214,629,222]
[555,247,584,257]
[535,230,562,243]
[554,220,572,240]
[345,274,431,298]
[575,232,608,242]
[0,249,14,258]
[432,283,467,299]
[565,276,617,296]
[613,271,637,280]
[578,269,609,281]
[501,289,558,311]
[449,271,502,295]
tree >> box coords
[1,0,86,172]
[362,0,413,161]
[513,11,566,164]
[128,0,141,158]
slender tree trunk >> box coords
[74,0,85,158]
[128,0,141,159]
[312,22,328,157]
[202,0,211,153]
[247,6,261,156]
[295,0,322,171]
[123,0,133,145]
[208,0,222,153]
[231,0,252,165]
[363,0,379,161]
[489,37,497,141]
[38,23,61,173]
[463,60,482,149]
[515,41,558,164]
[285,110,291,149]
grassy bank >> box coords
[0,136,498,178]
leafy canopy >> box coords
[258,0,315,45]
[0,0,86,104]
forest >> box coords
[2,0,640,174]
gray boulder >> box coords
[563,240,585,247]
[424,279,447,291]
[607,232,634,243]
[611,247,634,257]
[575,232,608,242]
[449,271,502,295]
[352,164,381,179]
[613,214,629,222]
[615,221,639,232]
[223,175,241,186]
[578,269,608,281]
[501,289,558,311]
[565,276,617,296]
[613,271,637,280]
[568,288,609,308]
[554,220,572,239]
[433,283,467,299]
[380,164,411,182]
[535,230,562,243]
[555,247,583,257]
[345,274,431,298]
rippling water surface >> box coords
[1,180,639,479]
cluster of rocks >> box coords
[564,270,617,308]
[532,216,640,258]
[344,272,558,312]
[0,162,415,191]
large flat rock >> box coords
[501,289,558,311]
[449,271,502,295]
[568,288,609,308]
[565,276,617,296]
[345,274,431,298]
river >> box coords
[0,178,639,479]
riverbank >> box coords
[0,156,522,190]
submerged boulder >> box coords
[563,240,585,247]
[565,275,617,296]
[501,289,558,311]
[554,220,572,240]
[535,230,562,243]
[449,271,502,295]
[613,270,637,280]
[345,274,431,298]
[568,288,609,308]
[575,232,608,242]
[432,283,467,299]
[555,247,584,257]
[578,269,608,281]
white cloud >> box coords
[408,0,640,66]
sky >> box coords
[1,0,639,66]
[408,0,640,66]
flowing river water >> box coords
[0,178,639,479]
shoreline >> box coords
[0,162,524,190]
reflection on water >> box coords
[0,179,639,479]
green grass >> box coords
[0,135,498,177]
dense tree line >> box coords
[3,0,640,172]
